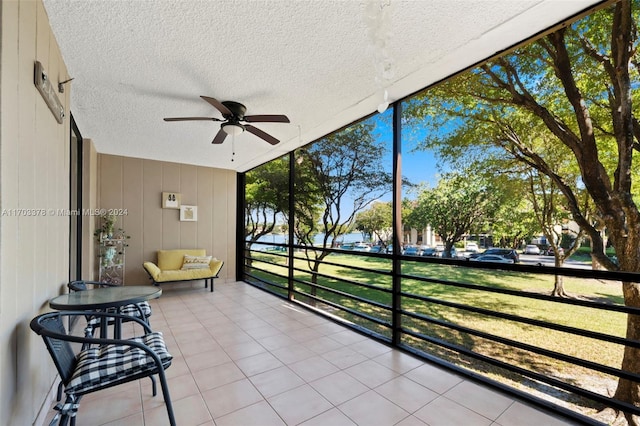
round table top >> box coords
[49,285,162,310]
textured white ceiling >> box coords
[43,0,603,172]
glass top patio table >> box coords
[49,285,161,311]
[49,286,161,338]
[49,285,162,311]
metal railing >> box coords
[243,241,640,424]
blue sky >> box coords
[371,108,444,202]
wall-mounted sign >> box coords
[162,192,181,209]
[34,61,65,124]
[180,205,197,222]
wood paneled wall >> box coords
[97,155,236,285]
[0,1,71,423]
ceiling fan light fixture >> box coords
[222,123,244,136]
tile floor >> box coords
[45,282,579,425]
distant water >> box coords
[250,232,366,250]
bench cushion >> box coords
[154,264,222,282]
[144,249,223,285]
[157,249,206,270]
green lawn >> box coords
[249,251,626,411]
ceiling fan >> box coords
[164,96,290,145]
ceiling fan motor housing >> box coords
[221,101,247,119]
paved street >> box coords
[518,254,591,270]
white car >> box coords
[353,242,371,251]
[465,242,479,253]
[470,254,514,264]
[524,244,541,255]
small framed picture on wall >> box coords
[162,192,181,209]
[180,205,197,222]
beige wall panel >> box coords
[0,0,20,323]
[196,167,214,252]
[161,162,181,249]
[0,2,21,423]
[123,157,144,284]
[82,139,99,278]
[179,164,198,248]
[212,169,235,276]
[142,161,163,266]
[16,8,37,389]
[1,1,71,424]
[226,174,237,278]
[99,155,124,214]
[36,0,56,299]
[97,155,235,284]
[17,0,37,303]
[44,0,70,286]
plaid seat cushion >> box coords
[119,301,152,317]
[85,302,152,332]
[66,332,172,395]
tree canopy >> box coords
[405,172,501,257]
[403,1,640,420]
[294,118,392,279]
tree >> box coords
[405,173,501,258]
[471,167,540,249]
[405,1,640,421]
[488,192,539,251]
[244,156,289,261]
[525,169,587,296]
[294,119,392,287]
[354,201,393,246]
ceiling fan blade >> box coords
[164,117,223,122]
[245,124,280,145]
[211,129,227,144]
[243,114,290,123]
[200,96,232,117]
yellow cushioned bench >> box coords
[143,249,224,292]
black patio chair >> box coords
[67,280,152,337]
[30,310,176,426]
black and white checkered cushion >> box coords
[119,301,152,318]
[66,332,172,394]
[85,302,152,333]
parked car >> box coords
[353,242,371,251]
[468,248,520,263]
[369,245,384,253]
[465,242,479,253]
[436,246,457,258]
[421,247,437,257]
[470,254,515,264]
[403,245,420,256]
[524,244,540,255]
[545,247,564,256]
[386,245,394,254]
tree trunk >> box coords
[614,282,640,425]
[591,253,607,271]
[245,244,253,268]
[550,257,568,297]
[308,260,321,306]
[551,275,566,297]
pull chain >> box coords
[231,134,235,162]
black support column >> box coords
[392,103,402,346]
